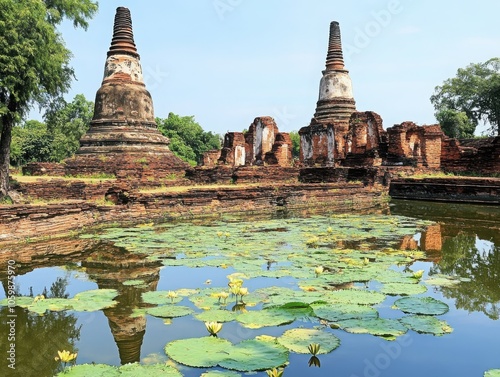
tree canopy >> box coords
[10,95,94,166]
[434,108,475,139]
[157,113,221,166]
[0,0,98,198]
[430,57,500,137]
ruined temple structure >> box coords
[299,21,357,166]
[441,136,500,174]
[385,122,444,168]
[205,116,293,167]
[344,111,388,167]
[64,7,189,178]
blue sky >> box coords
[53,0,500,135]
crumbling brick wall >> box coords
[298,123,335,166]
[386,122,443,168]
[441,136,500,174]
[218,132,246,167]
[264,133,293,167]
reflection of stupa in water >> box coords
[83,242,161,365]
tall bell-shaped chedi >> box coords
[66,7,188,177]
[299,21,356,166]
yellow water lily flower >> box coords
[205,321,223,336]
[308,343,321,356]
[413,270,424,279]
[314,266,324,277]
[266,368,284,377]
[216,231,224,237]
[167,291,178,302]
[238,287,249,297]
[55,350,77,363]
[33,294,45,303]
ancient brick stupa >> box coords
[299,21,357,165]
[66,7,189,178]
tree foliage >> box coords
[0,0,98,197]
[289,131,300,158]
[157,113,221,166]
[430,58,500,136]
[9,95,93,165]
[435,108,475,139]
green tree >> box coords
[0,0,97,198]
[10,120,53,166]
[45,94,94,161]
[289,131,300,158]
[435,108,475,139]
[430,57,500,136]
[157,113,221,166]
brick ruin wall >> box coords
[441,136,500,175]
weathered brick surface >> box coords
[209,117,292,167]
[344,111,387,167]
[441,136,500,175]
[0,184,389,242]
[386,122,443,168]
[389,177,500,204]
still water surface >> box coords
[0,200,499,377]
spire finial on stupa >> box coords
[325,21,345,70]
[107,7,138,57]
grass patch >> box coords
[12,174,116,184]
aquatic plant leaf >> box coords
[165,337,232,368]
[70,289,119,312]
[393,297,449,316]
[236,308,296,329]
[56,363,120,376]
[381,283,427,296]
[122,279,146,286]
[277,328,340,354]
[201,371,241,377]
[73,289,119,302]
[399,315,453,336]
[311,303,378,322]
[425,275,461,287]
[142,291,184,305]
[218,338,289,372]
[0,297,34,307]
[145,305,194,318]
[195,309,236,323]
[484,370,500,377]
[335,318,408,340]
[323,289,386,305]
[118,363,183,376]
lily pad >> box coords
[312,303,378,322]
[118,363,183,376]
[218,338,289,372]
[324,289,386,305]
[56,364,120,376]
[142,291,184,305]
[393,297,449,316]
[335,318,408,340]
[236,308,296,329]
[142,305,194,318]
[485,370,500,377]
[399,315,453,336]
[381,283,427,296]
[165,337,232,368]
[277,328,340,354]
[122,279,146,286]
[201,371,241,377]
[195,309,236,323]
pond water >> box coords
[1,200,499,377]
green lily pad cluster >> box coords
[55,362,182,376]
[0,289,118,315]
[72,213,460,373]
[165,336,289,372]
